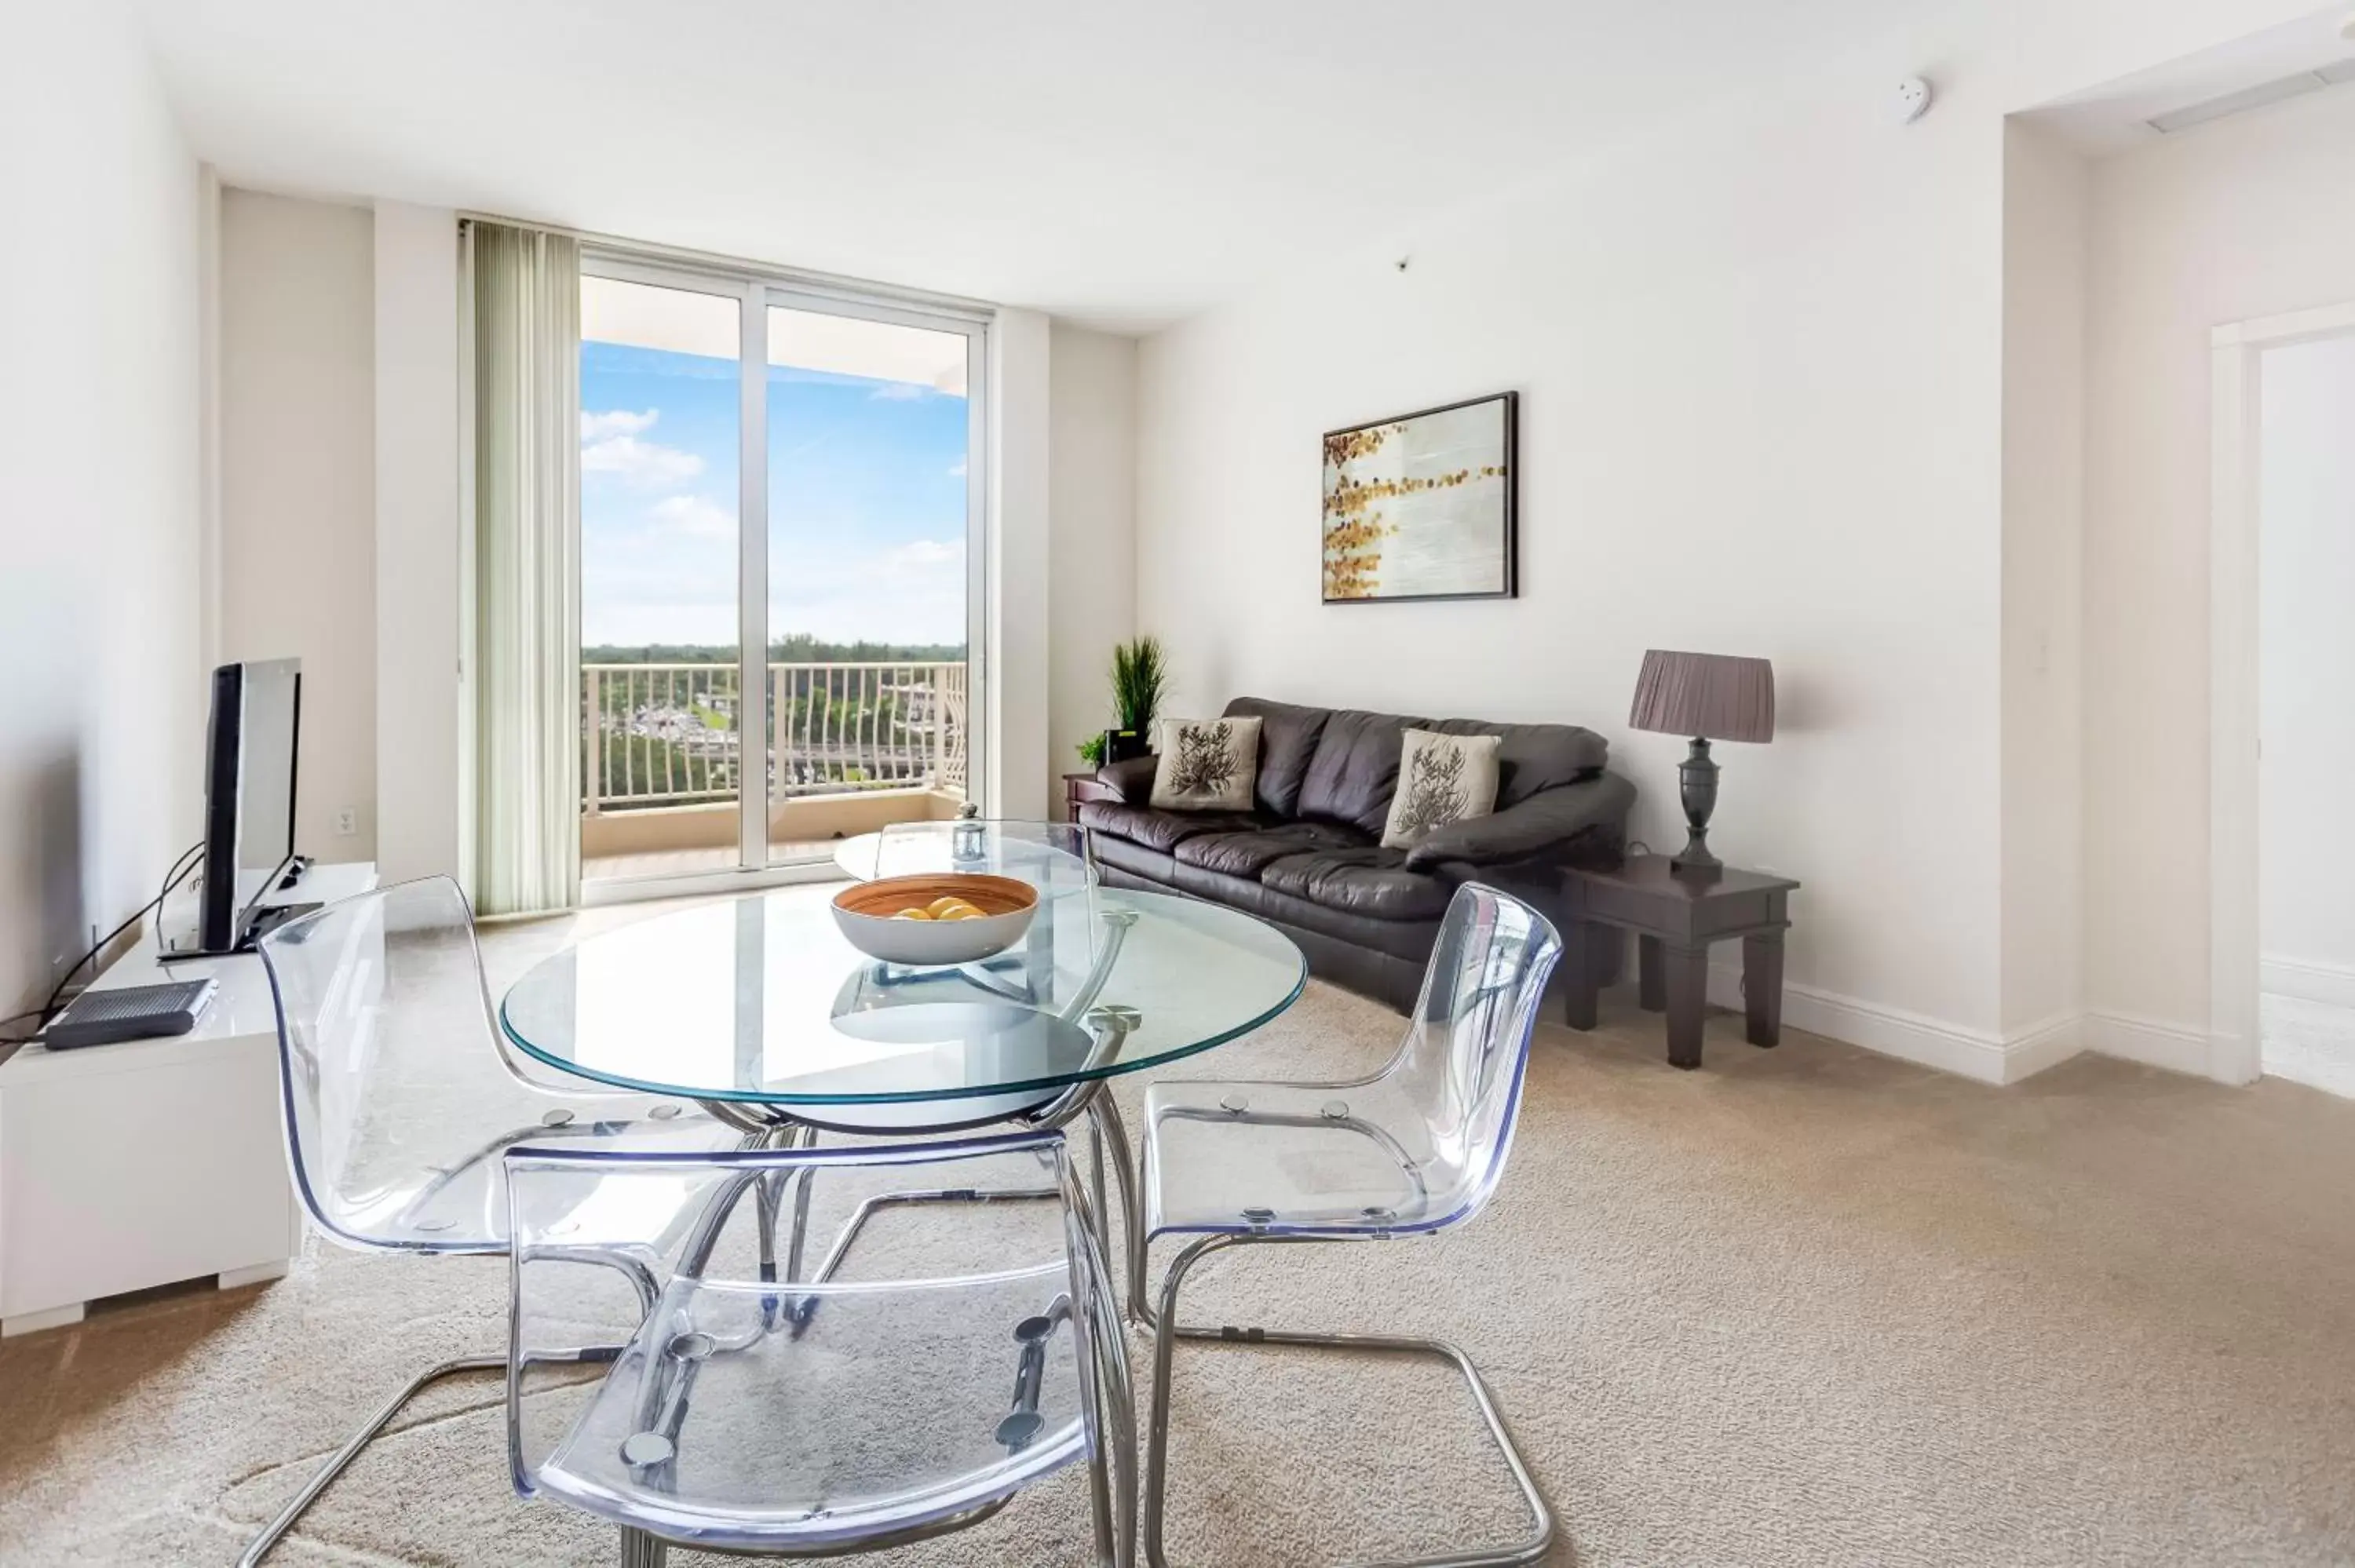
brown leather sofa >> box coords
[1081,696,1634,1011]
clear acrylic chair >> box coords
[241,875,740,1566]
[1126,881,1564,1568]
[505,1132,1134,1566]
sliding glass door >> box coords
[577,259,985,893]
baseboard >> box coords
[1684,954,2223,1085]
[1703,964,2079,1085]
[2259,954,2355,1011]
[2079,1010,2211,1077]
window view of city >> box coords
[579,276,973,879]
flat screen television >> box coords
[197,658,302,954]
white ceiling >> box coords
[135,0,1906,332]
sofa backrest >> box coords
[1222,696,1608,833]
[1220,696,1329,817]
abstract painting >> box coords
[1322,392,1517,603]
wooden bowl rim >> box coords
[832,873,1039,920]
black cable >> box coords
[10,841,207,1041]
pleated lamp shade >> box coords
[1628,651,1776,744]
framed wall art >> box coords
[1321,391,1517,603]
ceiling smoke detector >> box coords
[1891,76,1932,124]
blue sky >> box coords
[579,341,969,648]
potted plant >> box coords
[1101,636,1167,764]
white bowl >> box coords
[831,873,1039,967]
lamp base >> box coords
[1671,837,1722,875]
[1672,738,1722,876]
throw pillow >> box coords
[1381,729,1502,850]
[1148,717,1261,812]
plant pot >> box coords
[1103,727,1151,764]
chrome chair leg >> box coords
[1062,1146,1139,1568]
[617,1524,667,1566]
[1141,1235,1554,1568]
[238,1353,506,1566]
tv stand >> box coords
[0,861,377,1335]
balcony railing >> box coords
[582,660,968,816]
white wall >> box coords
[219,188,378,862]
[988,308,1053,820]
[0,2,202,1018]
[1048,326,1137,779]
[1136,47,2014,1063]
[373,202,463,881]
[2082,84,2355,1044]
[2258,332,2355,990]
[1999,122,2088,1043]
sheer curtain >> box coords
[466,221,580,916]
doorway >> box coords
[2256,327,2355,1098]
[574,258,986,899]
[2211,301,2355,1093]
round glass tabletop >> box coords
[498,884,1305,1117]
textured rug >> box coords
[5,892,2355,1566]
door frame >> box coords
[574,249,991,902]
[2207,298,2355,1083]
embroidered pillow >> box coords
[1381,729,1501,850]
[1148,717,1261,813]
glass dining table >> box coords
[498,845,1307,1136]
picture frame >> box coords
[1321,391,1517,603]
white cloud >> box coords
[582,407,659,440]
[868,381,930,401]
[582,433,705,486]
[582,527,968,647]
[885,538,962,570]
[648,495,735,540]
[947,458,967,478]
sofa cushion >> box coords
[1172,820,1369,879]
[1090,832,1178,885]
[1163,862,1440,964]
[1221,697,1331,818]
[1077,801,1258,855]
[1259,847,1453,921]
[1294,709,1425,836]
[1426,717,1608,807]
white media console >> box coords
[0,862,377,1336]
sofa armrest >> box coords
[1097,755,1159,805]
[1404,772,1636,870]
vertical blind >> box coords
[467,221,581,916]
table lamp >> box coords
[1627,650,1776,873]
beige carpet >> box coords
[6,896,2355,1566]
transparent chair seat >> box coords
[1141,882,1558,1242]
[530,1267,1090,1551]
[507,1133,1130,1560]
[1141,1078,1455,1234]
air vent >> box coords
[2146,60,2355,133]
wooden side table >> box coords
[1062,771,1122,822]
[1561,855,1800,1070]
